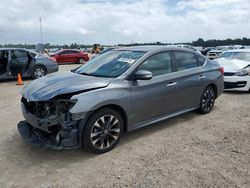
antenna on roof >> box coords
[39,18,43,43]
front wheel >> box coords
[32,66,47,79]
[82,108,124,154]
[198,86,216,114]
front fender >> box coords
[70,84,131,118]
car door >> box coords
[0,50,8,75]
[68,50,79,63]
[56,50,70,63]
[129,51,181,126]
[171,50,206,111]
[9,50,29,76]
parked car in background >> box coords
[200,47,215,56]
[91,47,118,59]
[18,46,224,154]
[166,44,197,51]
[0,48,58,79]
[215,49,250,91]
[48,48,60,54]
[50,49,89,64]
[207,46,236,60]
[100,47,118,54]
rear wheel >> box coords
[198,86,216,114]
[32,66,47,79]
[78,58,85,64]
[82,108,123,154]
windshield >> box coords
[27,50,40,57]
[216,47,228,51]
[75,50,146,78]
[100,48,115,54]
[220,52,250,61]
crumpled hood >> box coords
[22,72,112,101]
[216,58,250,72]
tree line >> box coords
[1,38,250,49]
[118,38,250,47]
[0,43,92,49]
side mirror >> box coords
[134,70,152,80]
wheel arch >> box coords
[32,64,47,72]
[206,83,218,98]
[31,64,47,79]
[87,104,128,131]
[78,104,128,145]
[102,104,128,131]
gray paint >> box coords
[0,48,58,79]
[20,46,224,140]
[22,72,112,101]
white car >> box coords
[216,49,250,91]
[207,46,236,60]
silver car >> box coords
[0,48,58,79]
[18,46,224,153]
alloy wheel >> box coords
[79,58,85,64]
[33,67,46,78]
[90,115,121,150]
[201,88,215,113]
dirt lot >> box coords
[0,64,249,188]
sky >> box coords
[0,0,250,45]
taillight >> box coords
[49,57,56,62]
[219,67,224,75]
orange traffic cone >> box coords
[17,73,24,85]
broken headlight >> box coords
[57,99,77,113]
[235,67,250,76]
[35,99,77,118]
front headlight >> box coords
[57,99,78,113]
[235,68,250,76]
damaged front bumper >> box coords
[17,98,82,150]
[17,121,79,150]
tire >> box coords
[198,86,216,114]
[32,65,47,79]
[82,108,124,154]
[78,58,85,64]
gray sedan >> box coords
[18,46,224,153]
[0,48,58,79]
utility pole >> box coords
[39,18,43,43]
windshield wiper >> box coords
[80,72,114,78]
[78,72,91,76]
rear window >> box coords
[196,55,206,66]
[174,51,198,71]
[28,51,38,58]
[69,50,80,54]
[60,50,70,54]
[11,50,28,58]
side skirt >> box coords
[127,108,197,132]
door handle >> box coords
[167,82,177,87]
[199,75,206,79]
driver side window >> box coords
[11,50,28,59]
[60,50,70,55]
[138,52,173,77]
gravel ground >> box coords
[0,64,249,188]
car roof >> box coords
[59,49,81,51]
[55,49,81,54]
[115,45,196,53]
[0,48,29,51]
[216,46,234,47]
[223,49,250,53]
